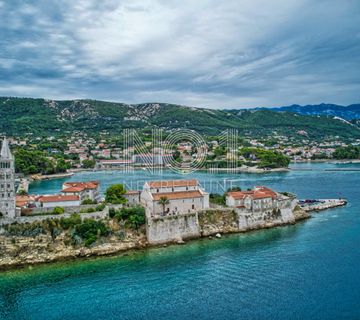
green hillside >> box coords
[0,97,359,140]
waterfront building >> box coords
[61,181,101,202]
[96,159,133,169]
[226,186,293,212]
[132,154,173,166]
[0,138,16,218]
[141,179,209,217]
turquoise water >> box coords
[1,163,360,319]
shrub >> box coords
[109,207,116,218]
[113,206,145,230]
[59,214,81,229]
[74,219,110,246]
[81,199,97,205]
[209,193,226,206]
[52,207,65,215]
[105,184,127,204]
[95,203,106,211]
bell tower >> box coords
[0,137,16,219]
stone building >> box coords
[226,186,278,211]
[0,138,16,218]
[226,186,297,227]
[141,179,209,217]
[38,195,81,208]
[61,181,101,202]
[124,190,141,205]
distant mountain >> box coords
[0,97,359,140]
[267,103,360,120]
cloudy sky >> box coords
[0,0,359,108]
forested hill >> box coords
[0,97,360,140]
[266,103,360,120]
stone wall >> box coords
[198,209,239,236]
[145,202,308,244]
[146,212,200,244]
[23,204,101,215]
[0,208,109,226]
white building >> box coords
[132,154,173,166]
[124,190,141,205]
[0,138,16,218]
[226,186,294,213]
[61,181,101,202]
[96,159,133,169]
[141,179,209,217]
[38,195,80,208]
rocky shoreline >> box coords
[0,207,310,272]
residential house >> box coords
[38,195,80,208]
[61,181,101,202]
[226,186,294,212]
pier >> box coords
[299,199,347,212]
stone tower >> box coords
[0,138,16,219]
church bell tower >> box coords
[0,138,16,219]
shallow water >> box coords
[1,163,359,319]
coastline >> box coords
[0,207,309,272]
[28,172,74,181]
[290,159,360,164]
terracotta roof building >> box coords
[141,179,209,217]
[226,186,285,212]
[61,181,101,202]
[38,195,80,208]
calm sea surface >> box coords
[0,163,359,319]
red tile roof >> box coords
[152,190,203,201]
[16,195,35,207]
[39,195,80,203]
[62,186,85,193]
[62,181,99,192]
[148,179,198,188]
[125,190,141,195]
[228,186,277,200]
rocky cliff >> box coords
[0,207,310,270]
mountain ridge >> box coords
[1,97,359,140]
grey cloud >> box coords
[0,0,359,108]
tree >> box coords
[17,189,28,196]
[82,159,96,169]
[158,196,169,214]
[227,186,241,192]
[333,146,360,159]
[52,207,65,215]
[55,158,70,173]
[105,184,127,204]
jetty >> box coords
[298,199,347,212]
